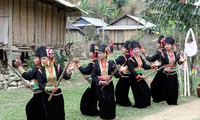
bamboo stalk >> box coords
[187,60,190,96]
[8,64,34,91]
[48,61,71,101]
[184,52,187,96]
[101,65,121,90]
[137,66,165,82]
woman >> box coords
[127,41,159,108]
[114,40,132,107]
[77,43,99,116]
[92,44,120,119]
[37,47,74,120]
[144,35,166,103]
[159,37,185,105]
[15,46,46,120]
[110,41,114,53]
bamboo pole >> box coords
[48,61,72,101]
[187,59,190,96]
[8,64,34,91]
[101,65,121,90]
[184,52,187,96]
[137,66,165,82]
[178,34,183,96]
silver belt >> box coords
[121,76,129,78]
[45,92,62,96]
[163,71,177,76]
[34,89,42,94]
[122,72,130,74]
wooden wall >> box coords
[11,0,66,49]
[109,30,139,43]
[0,0,8,44]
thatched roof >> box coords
[40,0,87,16]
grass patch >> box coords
[0,51,199,119]
[0,80,198,120]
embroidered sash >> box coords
[133,55,143,74]
[99,60,109,81]
[166,51,176,72]
[45,65,58,87]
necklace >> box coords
[134,55,142,68]
[47,66,54,84]
[102,61,106,68]
[100,60,107,76]
[168,51,174,66]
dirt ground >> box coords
[140,99,200,120]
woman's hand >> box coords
[73,58,80,67]
[139,75,146,80]
[152,60,161,67]
[14,59,22,67]
[101,81,109,86]
[179,56,186,63]
[49,86,58,93]
[24,81,32,88]
[68,62,75,71]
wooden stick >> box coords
[83,75,92,84]
[101,65,121,90]
[137,65,164,82]
[8,64,34,91]
[75,66,92,84]
[48,61,71,101]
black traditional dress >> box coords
[146,49,166,103]
[37,64,71,120]
[127,55,153,108]
[92,60,120,119]
[78,59,99,116]
[159,50,181,105]
[21,66,45,120]
[114,53,132,107]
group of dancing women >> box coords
[14,35,185,120]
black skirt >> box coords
[115,77,132,107]
[26,93,45,120]
[96,82,116,119]
[130,79,151,108]
[151,71,166,102]
[80,82,99,116]
[42,89,65,120]
[163,73,179,105]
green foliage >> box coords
[113,0,129,8]
[142,0,200,32]
[24,53,35,69]
[1,67,10,74]
[110,8,121,21]
[0,52,200,119]
[0,77,199,119]
[79,0,121,23]
[78,0,95,16]
[92,0,113,19]
[53,50,68,68]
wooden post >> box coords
[102,17,105,44]
[63,11,66,49]
[8,0,13,66]
[35,0,38,47]
[67,16,70,44]
[183,52,187,96]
